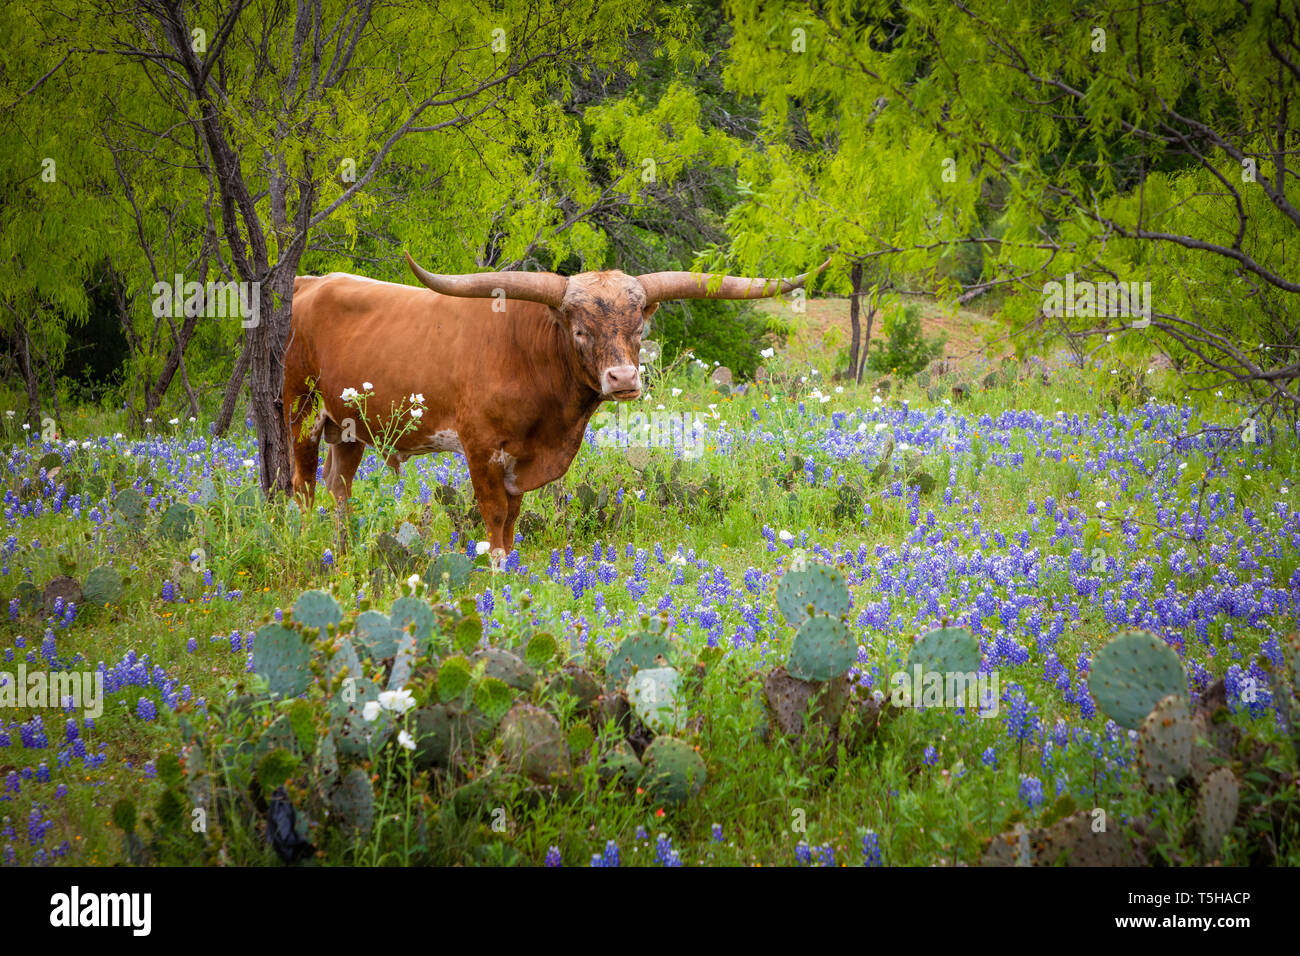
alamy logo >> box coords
[889,665,1000,717]
[151,273,260,327]
[1041,272,1151,326]
[0,665,103,718]
[49,886,151,936]
[591,405,707,458]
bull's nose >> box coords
[602,364,640,395]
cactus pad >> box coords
[627,666,687,735]
[546,665,601,714]
[787,615,856,681]
[252,623,313,697]
[906,626,981,677]
[387,633,417,691]
[410,706,452,771]
[329,768,374,836]
[354,609,401,660]
[425,552,473,592]
[289,589,342,636]
[471,647,538,691]
[775,564,850,626]
[762,666,849,739]
[1196,768,1239,856]
[1088,630,1187,729]
[113,488,146,523]
[642,736,706,805]
[158,502,197,541]
[390,596,437,648]
[499,703,568,783]
[1137,694,1193,792]
[605,630,674,694]
[82,565,124,607]
[597,742,642,784]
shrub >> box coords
[866,304,944,378]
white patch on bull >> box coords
[490,448,521,495]
[416,429,463,454]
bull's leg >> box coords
[465,451,510,568]
[502,493,523,558]
[287,396,321,510]
[325,439,367,555]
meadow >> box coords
[2,340,1297,868]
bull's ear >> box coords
[641,302,659,330]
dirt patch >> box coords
[753,295,1011,373]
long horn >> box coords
[404,252,568,308]
[637,259,830,304]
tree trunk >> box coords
[214,344,251,436]
[12,316,42,427]
[249,266,299,495]
[847,261,863,380]
[857,290,877,384]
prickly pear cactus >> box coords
[1196,767,1239,856]
[642,736,706,805]
[788,615,856,681]
[252,623,313,697]
[906,626,981,677]
[498,703,568,783]
[410,706,452,771]
[763,666,849,739]
[597,742,642,784]
[327,666,391,757]
[775,564,850,627]
[1137,694,1193,792]
[289,589,342,636]
[113,487,146,523]
[329,767,374,836]
[983,812,1146,867]
[472,647,538,691]
[354,609,402,660]
[1033,811,1147,866]
[1087,630,1187,729]
[390,595,437,648]
[546,665,601,715]
[627,666,686,735]
[82,565,124,607]
[388,634,417,692]
[604,630,674,694]
[425,552,473,592]
[158,502,197,541]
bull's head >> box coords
[405,252,828,401]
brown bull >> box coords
[285,254,824,562]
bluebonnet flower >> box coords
[544,846,562,867]
[1019,775,1045,811]
[862,831,882,867]
[655,833,682,866]
[590,840,620,867]
[981,747,998,768]
[711,823,723,843]
[136,698,157,721]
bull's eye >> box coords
[573,330,587,344]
